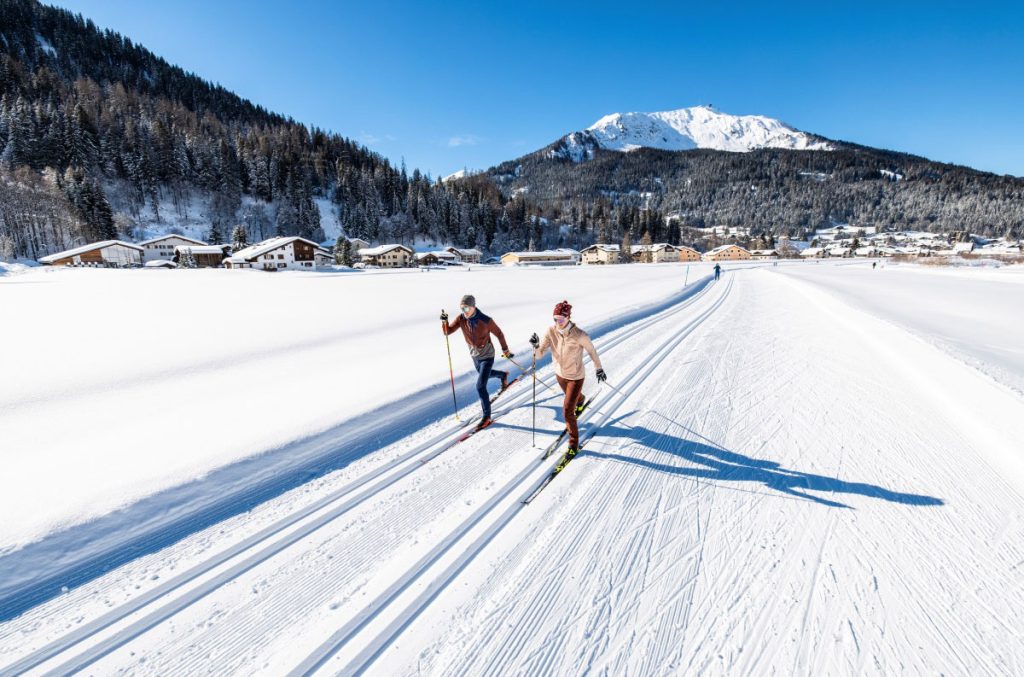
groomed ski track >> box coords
[2,269,729,675]
[5,265,1024,675]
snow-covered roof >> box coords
[138,234,207,247]
[174,245,228,255]
[415,250,458,261]
[629,243,675,253]
[582,244,620,253]
[800,247,824,257]
[705,244,749,255]
[446,247,482,257]
[749,249,778,256]
[503,250,577,259]
[144,260,177,268]
[231,236,321,262]
[358,244,414,257]
[39,240,143,263]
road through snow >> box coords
[2,265,1023,675]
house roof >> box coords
[446,247,482,256]
[175,244,229,255]
[358,244,414,256]
[144,259,177,268]
[705,244,749,255]
[138,234,207,247]
[582,244,620,253]
[502,249,577,259]
[229,236,321,262]
[39,240,144,263]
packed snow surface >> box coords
[2,260,1022,675]
[555,105,832,161]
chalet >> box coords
[314,246,334,267]
[223,236,324,270]
[347,237,370,252]
[800,247,825,259]
[445,247,483,264]
[676,246,701,262]
[581,244,620,265]
[749,249,779,260]
[139,234,207,263]
[174,244,231,268]
[500,249,579,266]
[144,260,176,269]
[630,243,681,263]
[39,240,143,267]
[703,244,751,262]
[358,244,414,267]
[415,250,459,266]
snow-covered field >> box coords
[2,260,1023,675]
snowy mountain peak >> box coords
[551,106,832,161]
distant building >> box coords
[445,247,483,264]
[703,244,751,262]
[630,243,681,263]
[676,246,702,262]
[358,244,414,267]
[173,244,231,268]
[415,250,458,266]
[314,246,334,267]
[347,237,370,252]
[501,249,579,266]
[749,249,779,260]
[801,247,825,258]
[581,244,620,265]
[224,236,324,270]
[39,240,143,267]
[139,234,207,263]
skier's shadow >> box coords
[504,410,944,509]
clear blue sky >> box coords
[49,0,1024,177]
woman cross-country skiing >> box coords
[441,294,513,430]
[530,300,606,458]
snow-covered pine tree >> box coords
[620,229,633,263]
[334,235,353,266]
[207,223,223,244]
[231,225,248,252]
[181,247,197,268]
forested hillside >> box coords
[0,0,547,259]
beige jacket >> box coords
[534,322,602,381]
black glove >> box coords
[596,368,607,383]
[529,332,539,348]
[440,310,448,322]
[502,350,514,359]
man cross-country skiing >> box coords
[530,300,606,458]
[441,294,513,430]
[714,262,721,281]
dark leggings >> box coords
[556,375,586,447]
[473,357,506,419]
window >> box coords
[278,262,286,268]
[278,254,284,260]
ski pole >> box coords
[442,310,460,421]
[532,352,537,446]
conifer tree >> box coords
[230,224,248,252]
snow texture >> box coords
[2,260,1022,676]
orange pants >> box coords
[556,375,586,447]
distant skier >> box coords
[714,263,722,280]
[530,300,606,458]
[872,261,877,269]
[441,294,513,430]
